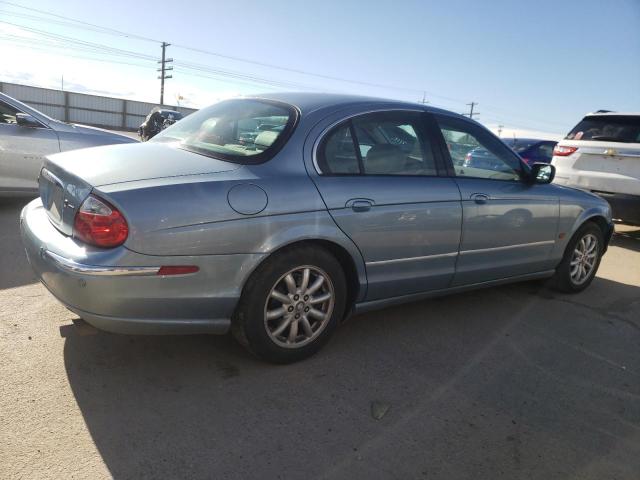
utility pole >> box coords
[497,125,503,137]
[420,92,429,105]
[465,102,479,120]
[157,42,173,106]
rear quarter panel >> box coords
[97,165,368,300]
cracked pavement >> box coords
[1,198,639,479]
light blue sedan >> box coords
[21,93,613,363]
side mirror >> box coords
[530,163,555,184]
[15,113,41,128]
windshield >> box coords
[503,139,538,153]
[152,99,297,163]
[565,115,640,143]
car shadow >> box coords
[63,277,640,479]
[612,224,640,253]
[0,197,37,290]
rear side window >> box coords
[318,111,437,176]
[152,99,298,164]
[566,115,640,143]
[319,124,360,174]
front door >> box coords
[0,99,59,193]
[311,110,462,300]
[434,115,560,286]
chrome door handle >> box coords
[346,199,373,212]
[470,193,489,204]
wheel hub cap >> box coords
[264,266,335,349]
[569,233,598,285]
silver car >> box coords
[0,92,135,195]
[20,93,613,363]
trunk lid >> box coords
[39,142,241,235]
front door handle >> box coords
[470,193,489,204]
[346,198,373,212]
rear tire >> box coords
[232,246,347,364]
[550,222,604,293]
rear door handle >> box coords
[470,193,489,204]
[346,198,373,212]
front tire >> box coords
[232,246,347,364]
[550,222,604,293]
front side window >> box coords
[152,99,297,164]
[565,115,640,143]
[318,112,437,176]
[438,116,522,181]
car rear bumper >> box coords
[20,198,265,335]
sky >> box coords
[1,0,639,138]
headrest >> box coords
[364,144,405,174]
[255,130,279,148]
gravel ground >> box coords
[1,197,639,480]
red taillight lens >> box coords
[157,266,199,276]
[73,195,128,248]
[553,145,578,157]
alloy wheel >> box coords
[264,266,335,348]
[570,233,599,285]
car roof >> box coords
[586,111,640,117]
[504,137,554,143]
[242,91,467,119]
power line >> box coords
[0,1,160,43]
[0,3,466,102]
[0,27,327,93]
[0,34,160,68]
[0,2,572,131]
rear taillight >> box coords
[553,145,578,156]
[73,194,129,248]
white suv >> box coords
[552,112,640,224]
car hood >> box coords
[46,142,241,187]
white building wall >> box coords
[0,82,197,130]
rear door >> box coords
[0,99,60,193]
[434,114,560,286]
[310,110,462,301]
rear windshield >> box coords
[152,99,298,163]
[565,115,640,143]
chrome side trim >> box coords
[459,240,555,255]
[43,250,160,276]
[366,251,458,266]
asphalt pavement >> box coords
[1,197,639,479]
